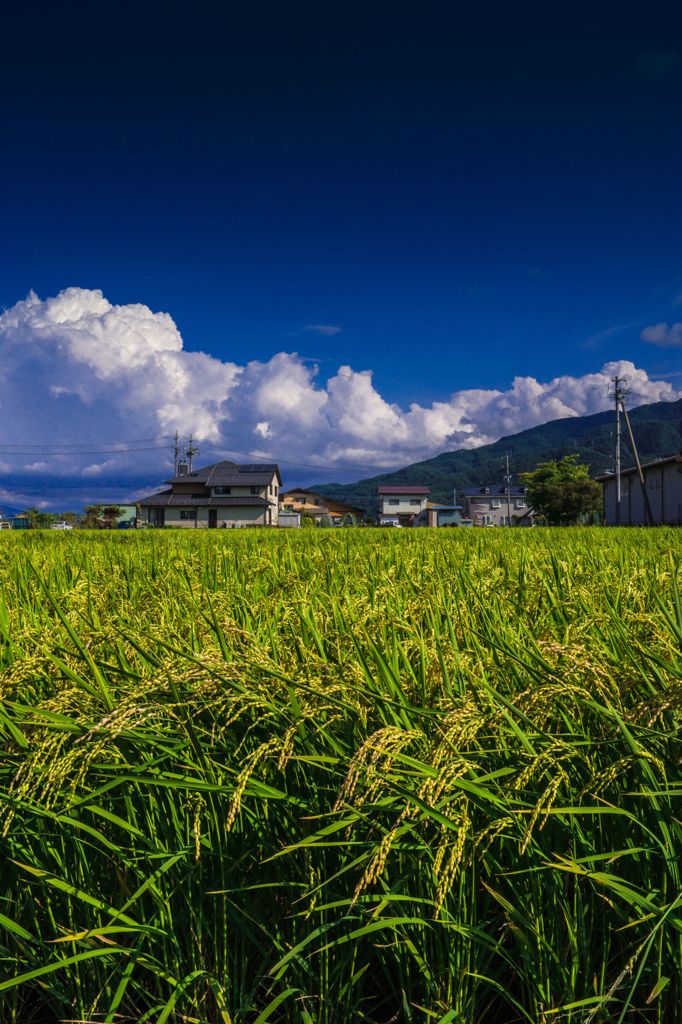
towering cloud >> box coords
[0,288,678,497]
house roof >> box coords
[281,489,365,516]
[167,460,282,487]
[377,485,430,495]
[138,489,270,508]
[595,452,682,481]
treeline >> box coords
[12,505,125,528]
[312,397,682,514]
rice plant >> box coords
[0,528,680,1022]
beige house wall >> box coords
[148,506,271,528]
[380,497,427,515]
[212,485,264,497]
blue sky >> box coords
[0,6,681,507]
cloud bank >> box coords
[0,288,679,503]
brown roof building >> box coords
[280,488,365,523]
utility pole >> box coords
[612,376,626,525]
[186,434,199,473]
[621,403,655,525]
[611,376,654,526]
[504,452,512,526]
[172,431,180,476]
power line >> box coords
[0,446,170,455]
[0,436,172,450]
[0,434,407,477]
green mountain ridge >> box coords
[312,397,682,515]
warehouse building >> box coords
[597,453,682,525]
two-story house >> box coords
[138,460,282,528]
[280,488,365,524]
[463,485,533,526]
[377,485,430,526]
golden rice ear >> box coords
[1,527,680,1023]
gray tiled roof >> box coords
[168,461,281,487]
[139,489,270,508]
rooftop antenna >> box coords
[186,434,200,474]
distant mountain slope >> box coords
[0,504,23,519]
[312,398,682,514]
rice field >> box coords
[0,527,680,1024]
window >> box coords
[180,510,197,520]
[515,499,525,509]
[491,499,501,508]
[213,486,231,496]
[410,499,421,506]
[314,498,321,505]
[250,486,260,495]
[388,499,399,506]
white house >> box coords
[377,485,430,526]
[138,460,282,528]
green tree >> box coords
[520,455,601,526]
[81,505,105,529]
[21,507,56,528]
[101,506,123,529]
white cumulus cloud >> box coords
[641,322,682,348]
[0,288,679,504]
